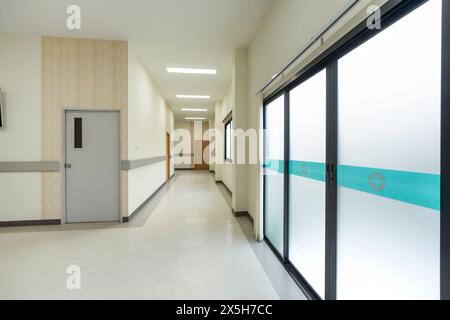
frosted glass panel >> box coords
[289,70,326,298]
[264,95,284,255]
[337,0,441,300]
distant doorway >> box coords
[195,140,210,170]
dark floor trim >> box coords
[175,168,194,171]
[264,238,320,301]
[285,262,321,300]
[215,180,232,195]
[264,238,284,264]
[232,209,254,226]
[122,175,174,223]
[0,219,61,228]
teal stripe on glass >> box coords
[289,160,326,182]
[337,165,440,211]
[263,159,284,174]
[265,158,440,211]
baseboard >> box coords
[175,168,194,171]
[0,219,61,228]
[122,179,170,223]
[231,209,254,226]
[215,180,232,195]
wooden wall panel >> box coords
[41,37,128,220]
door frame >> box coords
[194,140,210,170]
[61,109,123,224]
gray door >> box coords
[65,111,120,223]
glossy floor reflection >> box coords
[0,171,304,300]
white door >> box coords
[65,111,120,223]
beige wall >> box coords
[128,46,174,215]
[41,37,128,220]
[1,34,174,223]
[0,33,42,221]
[218,85,233,192]
[213,102,222,180]
[232,48,249,212]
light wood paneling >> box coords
[202,121,210,141]
[41,37,128,219]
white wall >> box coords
[209,118,215,172]
[128,46,174,215]
[166,105,175,175]
[214,102,224,180]
[0,33,41,221]
[232,48,249,212]
[218,85,233,192]
[247,0,388,238]
[0,35,175,221]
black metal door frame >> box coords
[262,0,449,300]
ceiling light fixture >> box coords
[177,95,210,99]
[167,67,216,75]
[182,108,208,112]
[185,117,206,121]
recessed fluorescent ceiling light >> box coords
[182,108,208,112]
[177,95,210,99]
[167,67,216,75]
[185,117,205,120]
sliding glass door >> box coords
[264,95,285,256]
[289,70,327,298]
[336,0,442,300]
[262,0,446,300]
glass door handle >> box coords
[327,163,335,183]
[64,163,72,169]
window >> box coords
[74,117,82,149]
[263,95,285,256]
[336,0,441,300]
[224,117,233,162]
[262,0,446,300]
[289,69,327,298]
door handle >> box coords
[64,163,72,169]
[327,163,335,183]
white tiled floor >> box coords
[0,171,304,300]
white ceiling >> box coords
[0,0,271,121]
